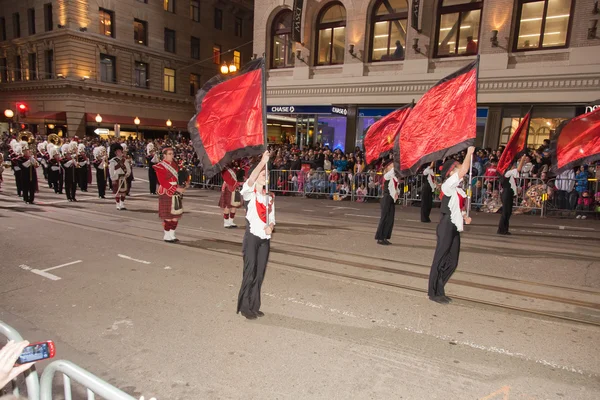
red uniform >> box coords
[218,167,239,209]
[154,160,182,220]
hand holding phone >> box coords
[0,340,37,389]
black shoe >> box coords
[429,296,450,304]
[241,311,257,320]
[72,199,78,202]
[383,239,392,245]
[164,239,175,243]
[377,240,388,245]
[421,219,431,223]
[442,296,453,303]
[82,189,88,192]
[255,311,265,317]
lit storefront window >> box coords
[500,106,575,148]
[515,0,573,51]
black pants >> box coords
[421,184,433,222]
[498,193,513,234]
[375,195,395,240]
[77,167,88,191]
[49,170,63,193]
[237,225,270,315]
[149,167,157,194]
[96,170,107,198]
[20,171,35,203]
[14,170,22,196]
[428,214,460,297]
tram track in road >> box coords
[5,199,600,327]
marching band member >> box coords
[497,155,526,235]
[421,162,436,223]
[237,151,275,320]
[61,142,78,202]
[220,165,241,228]
[37,141,49,184]
[122,143,134,196]
[76,143,91,192]
[428,146,474,304]
[9,139,22,197]
[17,142,39,204]
[108,143,131,210]
[146,142,159,195]
[47,144,63,194]
[375,158,398,245]
[93,146,108,199]
[153,145,188,242]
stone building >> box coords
[0,0,254,138]
[254,0,600,151]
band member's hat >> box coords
[161,145,173,154]
[109,143,123,159]
[440,159,460,179]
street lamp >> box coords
[4,109,14,119]
[220,62,229,75]
[166,119,172,128]
[134,116,140,136]
[95,114,102,125]
[220,62,237,75]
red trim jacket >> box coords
[153,161,179,197]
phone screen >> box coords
[17,343,51,364]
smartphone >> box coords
[15,341,56,365]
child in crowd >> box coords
[356,183,367,202]
[575,190,593,219]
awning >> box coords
[85,113,189,130]
[22,111,67,123]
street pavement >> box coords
[0,167,599,399]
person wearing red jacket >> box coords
[219,165,241,228]
[153,146,188,242]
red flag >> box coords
[394,59,478,176]
[552,107,600,174]
[497,108,531,174]
[364,104,412,165]
[189,58,265,178]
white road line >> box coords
[532,223,595,231]
[19,264,61,280]
[326,206,360,210]
[42,260,83,272]
[302,209,315,212]
[345,213,379,219]
[135,178,149,182]
[118,254,151,264]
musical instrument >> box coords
[48,134,63,147]
[19,131,35,145]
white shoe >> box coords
[581,215,587,220]
[170,230,179,242]
[229,218,237,228]
[120,200,126,210]
[224,219,230,228]
[163,230,172,242]
[576,215,581,219]
[116,202,121,210]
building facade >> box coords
[0,0,253,138]
[255,0,600,152]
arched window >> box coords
[370,0,408,62]
[271,10,295,69]
[315,3,346,66]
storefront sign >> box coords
[411,0,422,32]
[586,105,599,113]
[292,0,304,43]
[268,105,348,116]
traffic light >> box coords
[16,102,28,118]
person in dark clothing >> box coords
[497,155,526,235]
[375,159,398,245]
[428,146,474,304]
[146,143,159,194]
[421,162,436,222]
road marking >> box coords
[188,210,219,215]
[19,264,61,280]
[532,223,595,231]
[326,206,360,210]
[42,260,82,272]
[135,178,149,182]
[118,254,151,264]
[302,209,315,212]
[345,213,379,219]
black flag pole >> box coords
[261,56,270,225]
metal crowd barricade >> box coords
[352,172,383,202]
[39,360,137,400]
[188,166,224,189]
[133,150,146,168]
[269,170,304,195]
[543,177,599,218]
[0,320,40,400]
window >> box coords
[435,0,482,57]
[213,45,221,64]
[233,50,241,69]
[235,17,243,37]
[13,13,20,38]
[164,0,174,13]
[514,0,573,51]
[315,3,346,66]
[190,73,200,96]
[15,55,22,81]
[44,3,53,32]
[134,19,147,45]
[0,58,8,82]
[0,17,6,41]
[164,28,176,53]
[370,0,408,62]
[191,36,200,59]
[28,53,37,80]
[164,67,176,93]
[191,0,200,22]
[100,54,116,83]
[214,8,223,30]
[28,8,35,35]
[134,62,148,88]
[44,49,53,79]
[99,8,115,38]
[271,10,295,69]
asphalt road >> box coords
[1,167,599,400]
